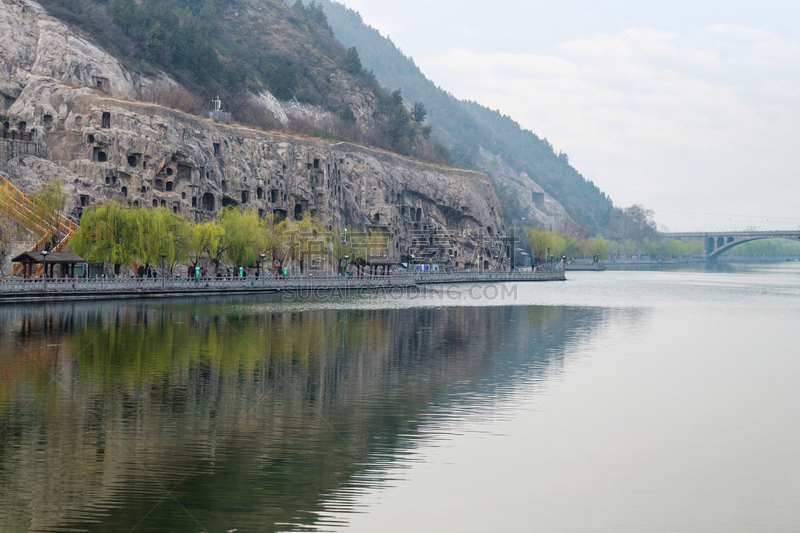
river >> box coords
[1,263,799,532]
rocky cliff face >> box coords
[475,148,568,229]
[0,0,505,267]
[0,0,155,105]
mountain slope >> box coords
[31,0,444,163]
[317,0,614,231]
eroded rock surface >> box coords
[0,0,505,267]
[476,147,568,229]
[5,79,504,267]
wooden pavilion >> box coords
[12,251,87,279]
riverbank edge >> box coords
[0,274,567,304]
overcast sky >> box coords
[336,0,800,232]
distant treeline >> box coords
[721,239,800,256]
[523,227,703,264]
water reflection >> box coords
[0,297,606,532]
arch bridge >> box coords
[662,231,800,260]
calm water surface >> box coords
[1,263,799,532]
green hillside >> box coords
[316,0,615,231]
[36,0,435,161]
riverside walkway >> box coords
[0,269,565,303]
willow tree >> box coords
[526,227,554,265]
[280,214,327,274]
[135,207,191,273]
[70,202,139,274]
[189,219,225,270]
[219,206,263,272]
[259,213,288,274]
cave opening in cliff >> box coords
[155,179,163,190]
[222,196,238,208]
[166,168,173,176]
[93,149,107,163]
[274,209,287,222]
[202,193,215,211]
[133,200,138,207]
[294,204,302,220]
[173,205,178,214]
[141,186,147,194]
[101,112,110,129]
[43,115,53,128]
[314,158,320,169]
[121,187,127,198]
[166,182,173,192]
[241,191,249,204]
[18,121,26,131]
[192,197,197,207]
[105,177,110,185]
[152,199,158,207]
[181,192,186,199]
[177,165,191,181]
[213,143,220,157]
[221,180,227,190]
[2,121,8,130]
[257,187,263,200]
[270,189,278,203]
[87,134,94,144]
[127,154,138,167]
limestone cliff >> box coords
[0,0,505,267]
[4,78,504,267]
[0,0,157,105]
[475,147,568,229]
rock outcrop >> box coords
[5,77,505,267]
[475,148,568,229]
[0,0,155,105]
[0,0,505,267]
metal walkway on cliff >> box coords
[0,173,78,276]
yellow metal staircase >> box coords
[0,174,78,276]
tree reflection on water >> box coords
[0,296,604,532]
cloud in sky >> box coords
[336,0,800,231]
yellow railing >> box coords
[0,174,79,276]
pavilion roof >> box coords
[11,251,86,264]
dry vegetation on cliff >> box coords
[35,0,452,166]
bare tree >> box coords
[0,218,10,278]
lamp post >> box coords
[41,250,48,291]
[260,253,266,285]
[340,228,347,276]
[160,253,166,290]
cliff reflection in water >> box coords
[0,297,605,532]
